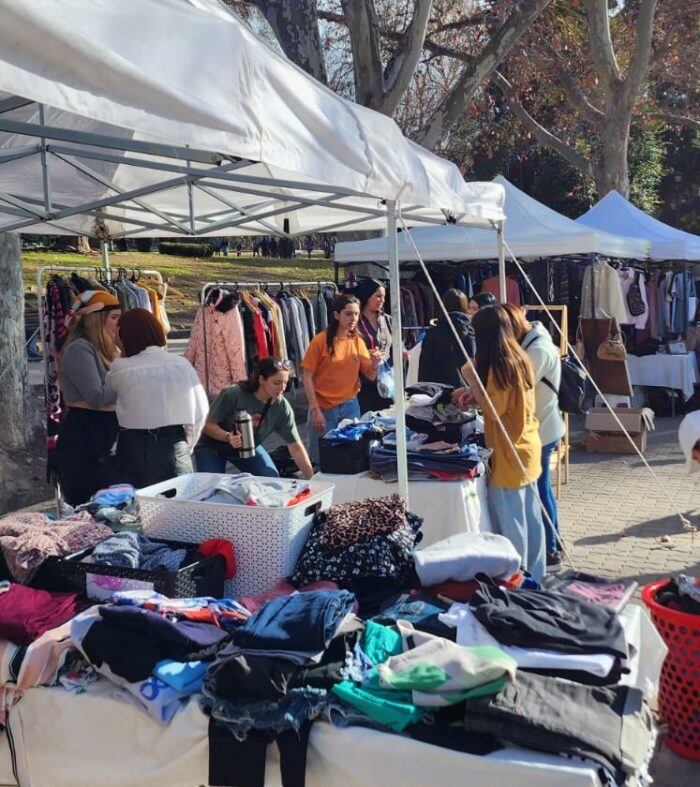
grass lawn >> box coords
[22,250,334,329]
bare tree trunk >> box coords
[0,233,37,450]
[597,118,630,196]
[253,0,327,84]
[75,235,91,254]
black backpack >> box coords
[523,334,587,415]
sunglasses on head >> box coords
[271,359,293,370]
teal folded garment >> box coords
[331,680,422,732]
[153,659,206,694]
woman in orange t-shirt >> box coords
[302,293,382,464]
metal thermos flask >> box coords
[233,410,255,459]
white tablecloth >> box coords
[626,352,699,400]
[0,606,664,787]
[315,469,492,546]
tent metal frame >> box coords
[1,97,505,504]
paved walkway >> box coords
[560,416,699,588]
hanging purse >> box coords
[626,271,646,317]
[596,320,627,362]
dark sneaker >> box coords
[546,550,563,569]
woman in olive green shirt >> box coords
[195,357,313,479]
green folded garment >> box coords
[331,681,422,732]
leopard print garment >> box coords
[319,494,406,553]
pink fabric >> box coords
[0,511,112,584]
[238,579,340,614]
[0,620,74,727]
[185,305,247,399]
[480,276,521,306]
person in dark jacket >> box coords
[467,291,496,317]
[418,289,475,387]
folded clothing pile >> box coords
[204,589,360,787]
[71,603,230,724]
[0,583,84,645]
[463,671,652,784]
[323,421,382,442]
[111,589,250,627]
[433,578,630,687]
[542,570,638,613]
[88,532,188,572]
[195,474,311,508]
[74,483,139,530]
[0,511,113,584]
[291,497,422,610]
[369,442,483,482]
[404,382,473,444]
[414,532,521,588]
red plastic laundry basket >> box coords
[642,579,700,761]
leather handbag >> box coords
[597,320,627,362]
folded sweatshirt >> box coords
[414,532,521,586]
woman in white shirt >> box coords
[503,304,566,569]
[107,309,208,488]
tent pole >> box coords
[101,240,110,280]
[497,221,506,302]
[386,200,409,506]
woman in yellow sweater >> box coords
[459,305,546,580]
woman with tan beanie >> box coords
[57,290,121,505]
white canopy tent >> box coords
[0,0,507,502]
[576,190,700,261]
[335,175,650,263]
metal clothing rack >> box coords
[200,279,337,304]
[37,264,165,403]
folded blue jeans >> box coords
[232,590,356,655]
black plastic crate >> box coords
[319,434,380,474]
[31,538,226,600]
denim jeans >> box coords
[537,440,560,553]
[117,426,192,489]
[488,484,546,581]
[194,445,280,477]
[306,396,361,464]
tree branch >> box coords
[542,42,605,124]
[493,71,596,178]
[417,0,553,150]
[621,0,658,111]
[584,0,623,92]
[383,0,434,116]
[642,111,700,131]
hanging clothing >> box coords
[185,304,247,399]
[418,312,474,389]
[617,268,649,329]
[480,276,521,306]
[580,260,627,326]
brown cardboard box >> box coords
[584,429,647,455]
[585,408,648,434]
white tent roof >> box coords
[0,0,504,238]
[335,175,650,262]
[576,190,700,261]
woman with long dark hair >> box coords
[458,305,546,580]
[302,293,382,463]
[196,357,313,479]
[356,279,393,413]
[57,291,122,505]
[107,309,208,488]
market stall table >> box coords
[626,352,699,402]
[315,467,492,546]
[0,605,663,787]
